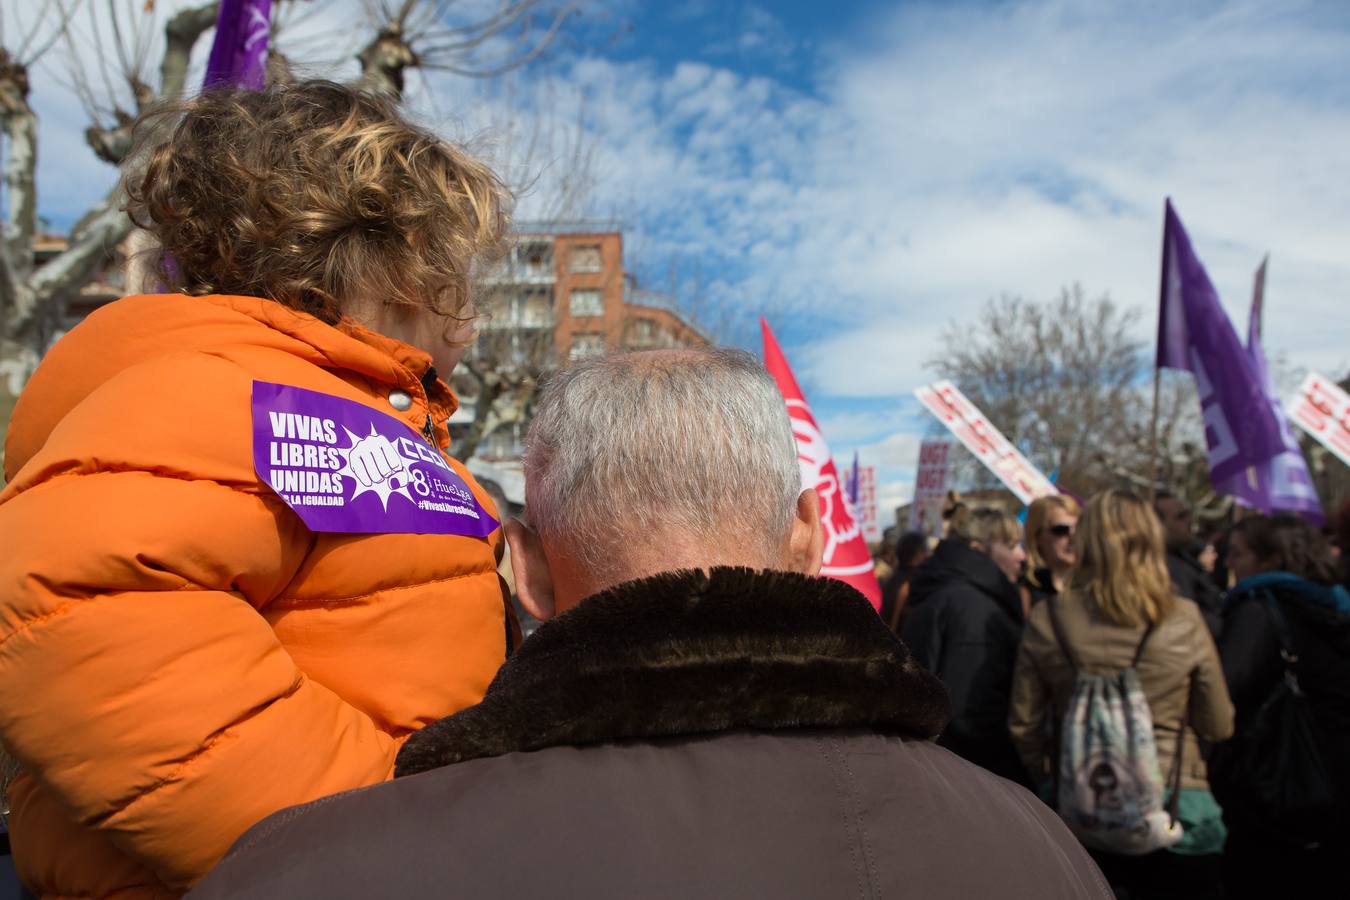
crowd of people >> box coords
[0,78,1344,900]
[884,491,1349,900]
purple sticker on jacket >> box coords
[251,381,497,537]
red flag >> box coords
[761,318,882,611]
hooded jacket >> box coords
[188,568,1111,900]
[0,295,511,899]
[900,539,1029,784]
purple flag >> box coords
[204,0,272,91]
[1217,257,1324,523]
[1156,199,1286,484]
[845,451,860,508]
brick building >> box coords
[478,221,708,362]
[466,221,710,464]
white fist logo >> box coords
[346,431,408,488]
[338,425,416,510]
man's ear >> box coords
[504,517,556,621]
[788,489,824,576]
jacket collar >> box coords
[1231,571,1350,618]
[395,567,951,778]
[197,295,459,417]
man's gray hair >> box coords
[523,348,801,580]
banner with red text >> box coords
[762,319,882,610]
[908,439,951,537]
[914,380,1059,505]
[1288,372,1350,469]
[854,464,879,543]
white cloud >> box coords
[876,479,915,524]
[463,0,1350,401]
[20,0,1350,409]
[851,430,924,472]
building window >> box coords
[570,288,604,317]
[570,333,604,359]
[632,317,656,340]
[522,243,550,267]
[569,244,603,273]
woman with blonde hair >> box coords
[902,504,1029,784]
[1010,489,1234,900]
[1023,494,1081,608]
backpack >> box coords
[1047,598,1184,856]
[1211,597,1337,848]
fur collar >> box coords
[395,567,950,778]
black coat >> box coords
[1219,575,1350,753]
[901,539,1028,785]
[1021,566,1058,609]
[189,568,1109,900]
[1165,548,1223,640]
[1215,574,1350,847]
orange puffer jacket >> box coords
[0,295,513,899]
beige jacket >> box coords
[1009,591,1234,792]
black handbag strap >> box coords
[1130,620,1157,668]
[1260,595,1301,681]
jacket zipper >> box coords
[419,366,441,446]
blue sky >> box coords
[20,0,1350,517]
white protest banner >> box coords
[856,465,879,543]
[913,380,1059,505]
[908,439,950,537]
[1288,372,1350,468]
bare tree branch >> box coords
[160,1,219,99]
[26,194,125,310]
[23,0,85,63]
[358,0,575,99]
[928,285,1203,497]
[2,0,220,380]
[3,0,589,409]
[356,23,418,97]
[84,1,216,165]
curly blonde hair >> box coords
[123,80,508,327]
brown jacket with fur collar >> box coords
[190,568,1111,900]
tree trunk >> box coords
[357,27,417,100]
[0,2,220,393]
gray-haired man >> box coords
[191,349,1109,900]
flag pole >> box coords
[1149,201,1169,503]
[1149,367,1161,503]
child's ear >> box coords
[505,517,555,621]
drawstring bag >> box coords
[1048,598,1184,856]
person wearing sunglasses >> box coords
[1023,495,1081,611]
